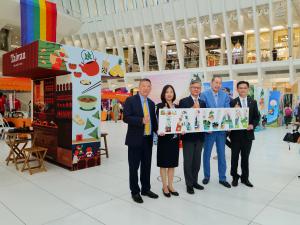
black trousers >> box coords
[230,138,252,181]
[183,140,203,187]
[128,136,153,195]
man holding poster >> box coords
[200,76,231,188]
[230,81,260,187]
[179,80,206,194]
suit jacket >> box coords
[123,94,158,147]
[229,96,260,141]
[200,89,230,108]
[179,96,206,142]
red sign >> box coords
[3,41,39,76]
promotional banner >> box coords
[202,80,236,99]
[158,108,249,134]
[267,90,281,126]
[20,0,57,46]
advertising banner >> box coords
[158,108,249,134]
[267,90,281,126]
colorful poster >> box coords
[267,90,281,126]
[57,45,124,165]
[158,108,249,134]
[202,80,236,99]
[145,72,192,104]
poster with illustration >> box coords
[158,108,249,134]
[267,90,281,126]
[58,45,124,164]
[202,80,236,99]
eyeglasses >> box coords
[191,87,201,90]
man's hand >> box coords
[159,132,165,136]
[143,116,150,125]
[247,124,254,130]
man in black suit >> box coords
[179,80,206,194]
[230,81,260,187]
[123,78,159,203]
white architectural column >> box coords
[252,0,261,63]
[151,24,164,70]
[236,0,243,31]
[244,34,248,63]
[287,0,294,83]
[161,44,167,69]
[197,23,207,70]
[132,28,144,72]
[144,45,150,71]
[207,0,215,35]
[222,0,233,79]
[220,37,225,66]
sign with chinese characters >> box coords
[158,108,249,134]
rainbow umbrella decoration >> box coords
[20,0,57,46]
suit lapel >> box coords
[188,96,195,107]
[208,90,217,108]
[136,94,144,117]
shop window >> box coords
[132,48,140,72]
[246,34,256,63]
[260,32,271,62]
[205,38,221,67]
[293,28,300,59]
[184,42,199,68]
[146,46,159,71]
[273,29,289,61]
[165,44,179,70]
[231,35,244,65]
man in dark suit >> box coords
[230,81,260,187]
[123,78,159,203]
[179,80,206,194]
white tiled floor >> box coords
[1,121,300,225]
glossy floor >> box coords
[0,122,300,225]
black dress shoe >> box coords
[162,189,171,198]
[132,194,143,203]
[241,180,254,187]
[168,187,179,196]
[202,178,210,185]
[141,190,159,199]
[187,186,194,194]
[219,181,231,188]
[232,177,239,187]
[193,183,204,190]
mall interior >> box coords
[0,0,300,225]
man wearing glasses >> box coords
[179,80,206,194]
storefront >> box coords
[3,40,125,170]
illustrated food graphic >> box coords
[109,58,125,77]
[73,115,84,126]
[84,118,95,130]
[88,127,99,139]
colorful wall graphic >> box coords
[20,0,57,46]
[158,108,249,134]
[202,80,236,99]
[267,90,281,126]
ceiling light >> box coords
[209,35,220,38]
[144,42,151,46]
[260,27,270,32]
[181,38,188,42]
[170,40,176,43]
[221,33,226,37]
[232,31,244,36]
[245,29,254,34]
[272,25,285,30]
[204,36,209,40]
[161,41,169,44]
[189,37,198,41]
[106,47,112,49]
[293,23,299,28]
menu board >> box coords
[158,108,249,134]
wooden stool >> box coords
[21,146,48,175]
[100,133,109,158]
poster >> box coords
[202,80,236,99]
[267,90,281,126]
[158,108,249,134]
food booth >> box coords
[3,40,125,170]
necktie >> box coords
[242,98,246,108]
[143,98,150,135]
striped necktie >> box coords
[143,98,150,135]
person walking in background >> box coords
[230,81,260,187]
[123,78,159,204]
[200,76,231,188]
[284,104,293,129]
[294,103,300,122]
[112,99,120,123]
[179,80,206,194]
[156,85,180,197]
